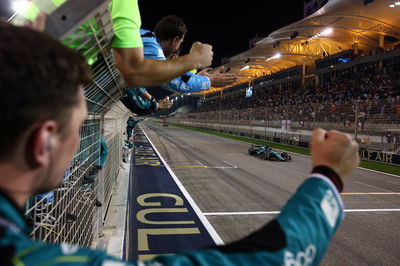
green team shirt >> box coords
[109,0,143,48]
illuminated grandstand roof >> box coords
[202,0,400,94]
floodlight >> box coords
[266,53,281,61]
[321,28,333,36]
[12,0,30,14]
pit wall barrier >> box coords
[168,119,400,167]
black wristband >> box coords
[311,166,343,192]
[150,96,156,102]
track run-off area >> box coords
[130,121,399,265]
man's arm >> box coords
[113,47,210,88]
[110,0,213,88]
[150,173,345,266]
[161,72,210,93]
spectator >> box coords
[109,0,213,88]
[120,15,237,115]
[126,116,143,140]
[99,136,108,169]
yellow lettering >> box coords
[367,151,372,160]
[136,208,194,225]
[137,193,184,207]
[386,153,393,163]
[136,158,161,166]
[138,228,200,251]
[139,254,173,261]
[376,152,382,162]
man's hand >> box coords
[198,68,212,76]
[24,13,46,32]
[311,128,359,179]
[188,42,213,69]
[158,98,173,110]
[206,66,237,87]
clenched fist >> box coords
[189,42,213,69]
[311,128,359,179]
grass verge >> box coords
[159,121,400,176]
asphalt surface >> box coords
[140,122,400,265]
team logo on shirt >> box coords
[284,244,316,266]
[60,242,79,255]
[320,189,340,228]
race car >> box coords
[248,144,291,161]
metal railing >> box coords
[26,119,101,246]
[26,113,126,248]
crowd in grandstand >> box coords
[195,74,400,124]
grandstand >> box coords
[1,0,399,265]
[177,0,400,154]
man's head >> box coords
[154,15,187,58]
[0,22,90,197]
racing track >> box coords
[140,122,400,265]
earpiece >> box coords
[45,137,52,151]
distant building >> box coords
[304,0,329,17]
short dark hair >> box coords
[154,15,187,41]
[0,22,91,159]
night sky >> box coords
[0,0,305,67]
[139,0,305,67]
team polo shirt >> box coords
[109,0,143,48]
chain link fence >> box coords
[26,111,126,248]
[14,1,131,250]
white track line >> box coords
[195,160,237,169]
[140,125,224,245]
[353,181,394,193]
[195,160,206,167]
[223,160,238,169]
[204,209,400,216]
[204,211,280,216]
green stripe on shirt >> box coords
[110,0,143,48]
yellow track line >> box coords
[341,192,400,195]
